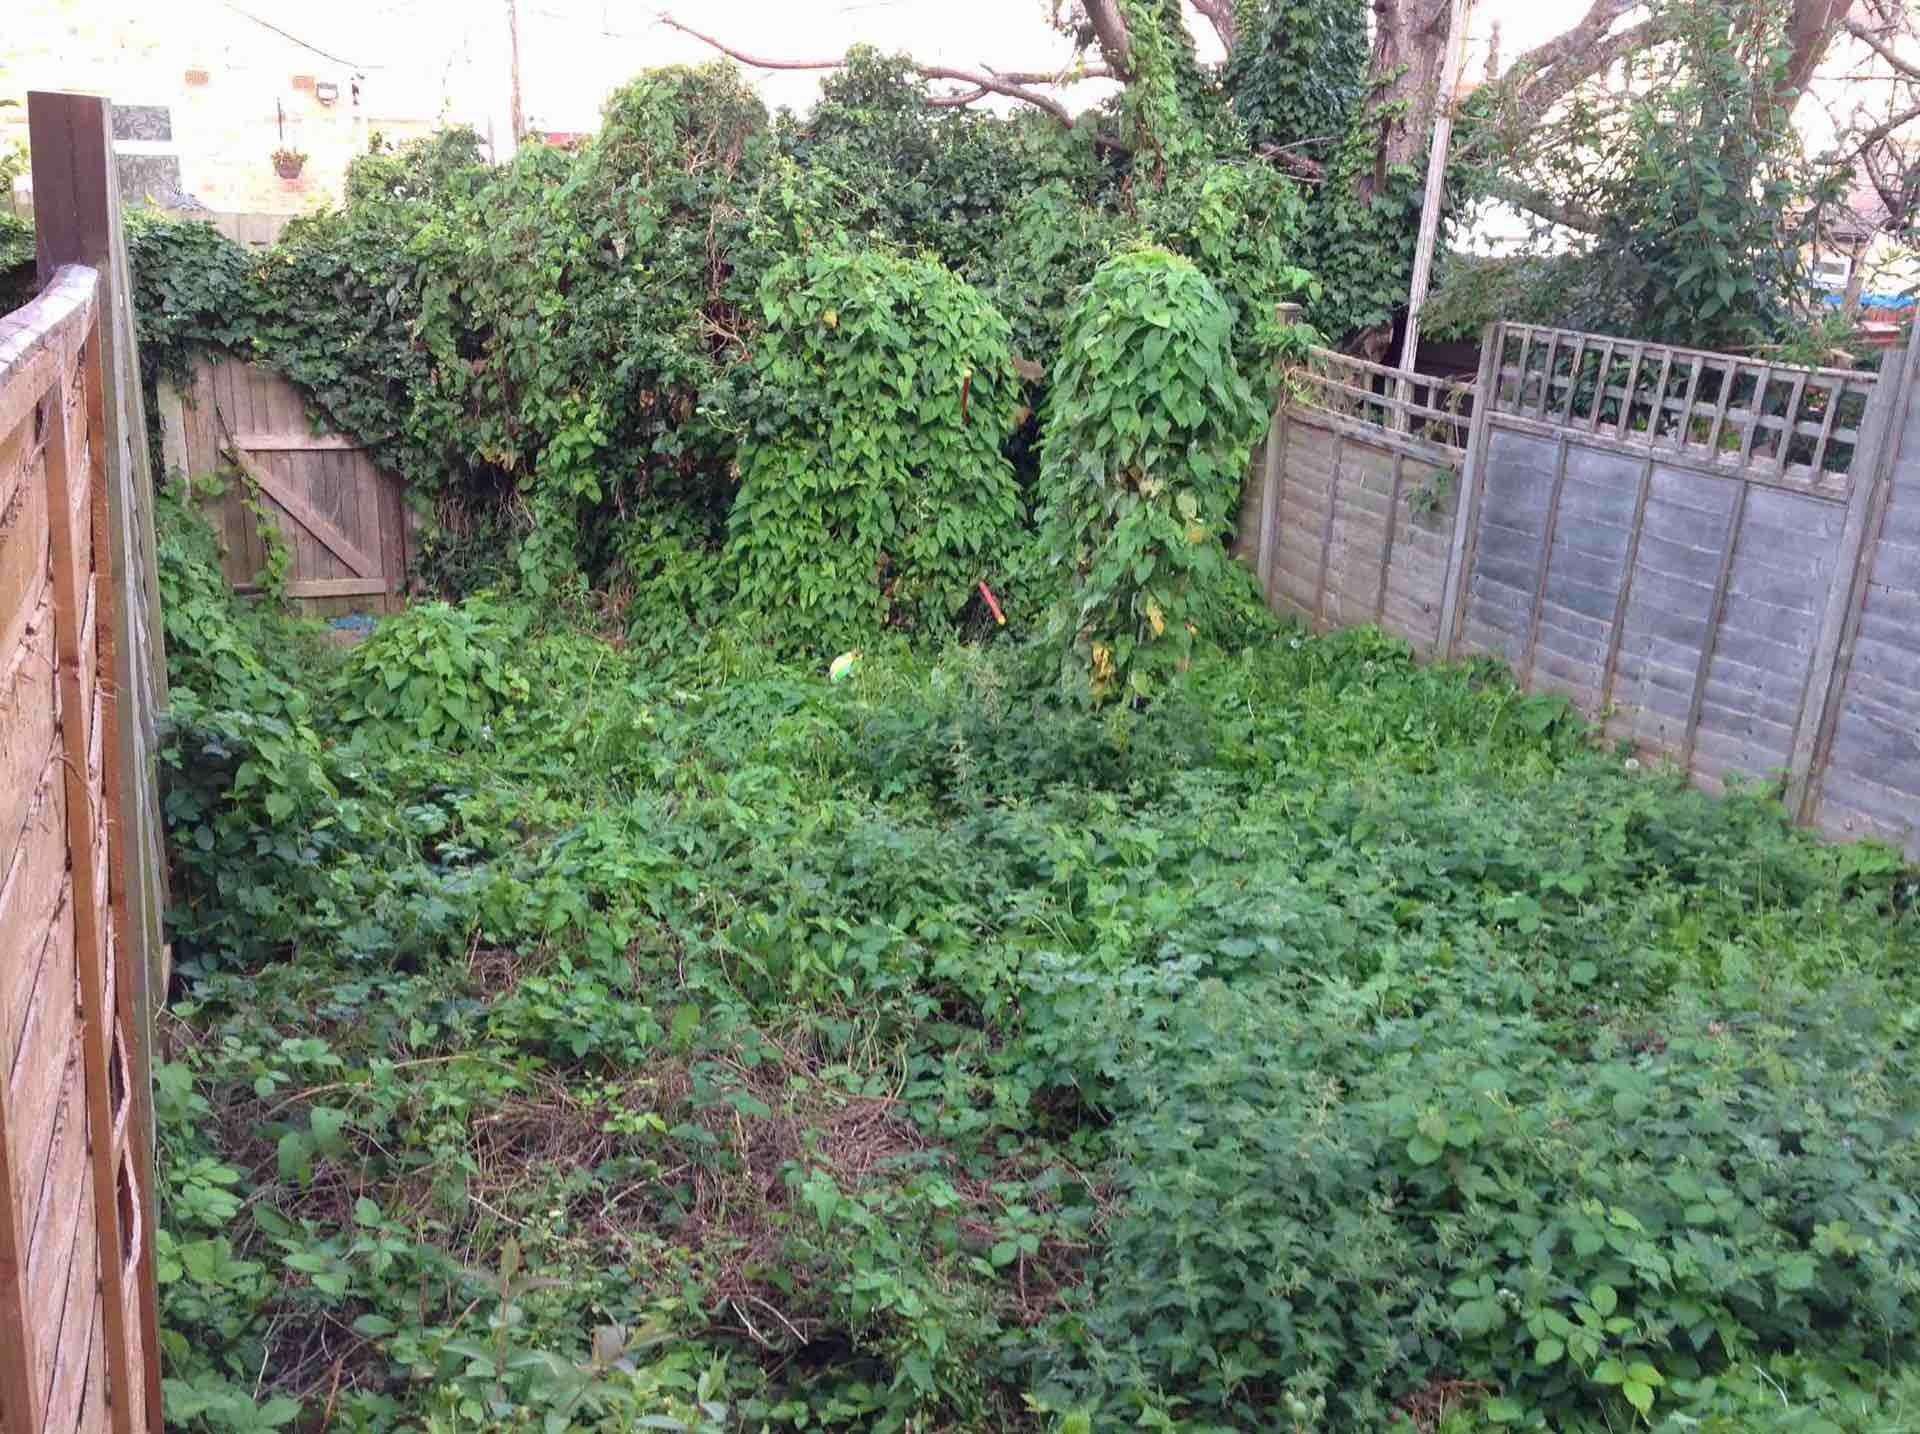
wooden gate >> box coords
[160,358,410,613]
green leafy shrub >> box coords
[332,599,531,742]
[1025,976,1920,1429]
[727,244,1024,645]
[149,513,1920,1430]
[1225,0,1369,157]
[0,209,35,313]
[1035,247,1269,702]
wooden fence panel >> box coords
[159,357,410,613]
[1240,323,1919,857]
[1807,339,1920,855]
[1237,350,1473,659]
[0,258,160,1433]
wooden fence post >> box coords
[1787,338,1918,823]
[1437,323,1503,659]
[1258,304,1306,607]
[28,88,165,1434]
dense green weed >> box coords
[152,502,1920,1432]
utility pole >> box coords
[506,0,526,147]
[1397,0,1473,408]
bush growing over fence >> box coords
[123,57,1322,650]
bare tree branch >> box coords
[1190,0,1239,52]
[1256,141,1328,181]
[1484,177,1603,234]
[1507,0,1644,80]
[1777,0,1860,102]
[656,14,1111,127]
[926,87,992,109]
[1503,17,1661,125]
[1843,100,1920,158]
[1845,17,1920,78]
[1080,0,1136,79]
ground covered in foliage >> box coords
[152,491,1920,1434]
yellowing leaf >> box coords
[1145,601,1166,637]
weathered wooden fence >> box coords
[1240,324,1920,858]
[1234,348,1473,658]
[158,358,411,614]
[0,92,167,1434]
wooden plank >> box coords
[9,882,75,1137]
[0,588,56,873]
[1613,345,1647,440]
[1735,366,1770,469]
[1586,341,1615,430]
[37,275,138,1434]
[1484,406,1856,500]
[1669,357,1705,450]
[1679,482,1749,773]
[0,1008,40,1433]
[39,1146,97,1432]
[1702,360,1737,461]
[229,430,365,452]
[1375,452,1405,625]
[1519,435,1574,686]
[1,764,67,1077]
[1807,372,1847,481]
[283,577,395,598]
[224,444,380,579]
[26,1041,87,1318]
[1439,327,1503,658]
[326,448,363,583]
[1795,338,1920,821]
[1313,431,1346,628]
[1771,371,1809,473]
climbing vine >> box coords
[1035,247,1268,704]
[728,244,1025,646]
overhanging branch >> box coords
[1501,17,1661,126]
[1845,17,1920,78]
[1484,177,1603,234]
[657,14,1111,127]
[1190,0,1238,52]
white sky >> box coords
[287,0,1579,140]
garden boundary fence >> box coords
[1238,325,1920,858]
[0,92,167,1434]
[159,358,412,615]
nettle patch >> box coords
[148,496,1920,1434]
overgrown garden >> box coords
[114,3,1920,1430]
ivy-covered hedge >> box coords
[122,49,1332,650]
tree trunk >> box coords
[1082,0,1136,79]
[1779,0,1859,107]
[1358,0,1454,203]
